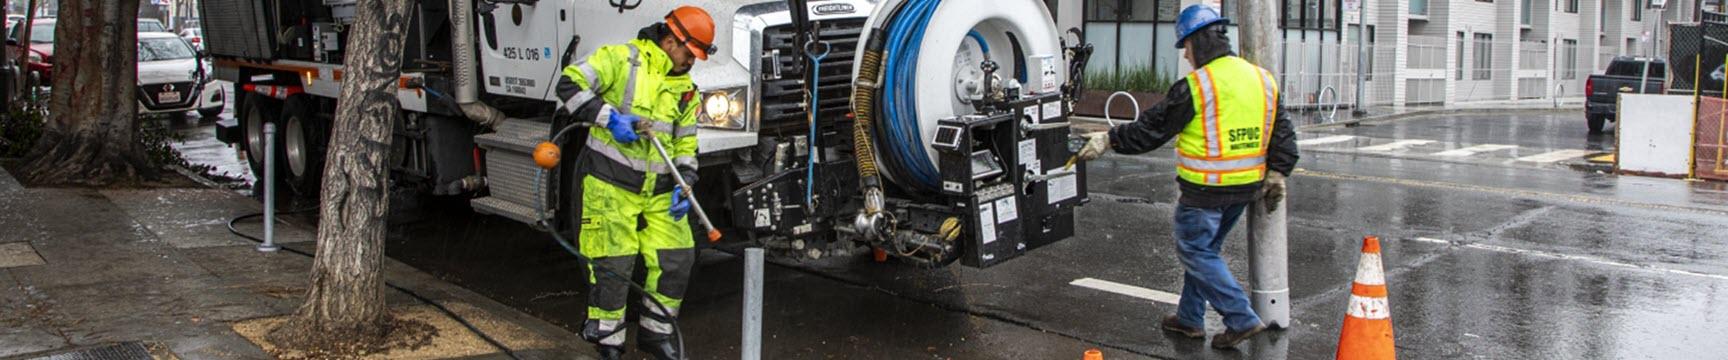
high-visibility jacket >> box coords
[558,39,701,194]
[1176,55,1279,186]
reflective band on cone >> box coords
[1337,236,1396,360]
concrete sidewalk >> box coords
[0,167,593,359]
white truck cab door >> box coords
[477,1,569,101]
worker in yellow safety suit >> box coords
[553,6,714,360]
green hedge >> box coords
[1085,66,1177,93]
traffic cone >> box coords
[1336,236,1396,360]
[1082,348,1102,360]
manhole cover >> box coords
[21,342,151,360]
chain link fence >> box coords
[1698,97,1728,181]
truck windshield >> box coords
[1606,60,1666,79]
[138,38,194,61]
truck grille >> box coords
[759,19,865,133]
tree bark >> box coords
[285,0,415,341]
[1233,0,1281,68]
[15,0,154,186]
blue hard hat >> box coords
[1175,4,1228,49]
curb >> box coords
[1297,106,1582,131]
[1073,106,1584,131]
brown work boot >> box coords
[1161,315,1205,339]
[1209,323,1266,349]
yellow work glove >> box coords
[1076,131,1110,162]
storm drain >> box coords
[22,342,151,360]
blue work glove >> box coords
[670,187,692,221]
[606,110,642,143]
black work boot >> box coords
[637,330,683,360]
[596,345,625,360]
[1161,315,1205,339]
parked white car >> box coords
[137,32,223,118]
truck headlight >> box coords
[698,88,746,130]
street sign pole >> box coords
[1353,0,1368,115]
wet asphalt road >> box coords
[176,107,1728,359]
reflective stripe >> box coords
[648,120,675,134]
[593,319,625,346]
[673,156,698,170]
[1178,156,1266,171]
[1194,68,1222,157]
[620,44,642,114]
[578,63,601,91]
[639,298,679,334]
[1258,69,1278,150]
[673,124,699,138]
[1206,173,1220,184]
[586,136,670,174]
[563,90,595,113]
[593,104,616,128]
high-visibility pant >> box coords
[578,175,695,346]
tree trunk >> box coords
[285,0,415,341]
[1233,0,1281,68]
[15,0,153,186]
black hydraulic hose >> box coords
[227,211,524,360]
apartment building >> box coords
[1047,0,1716,109]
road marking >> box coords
[1409,237,1728,281]
[1356,140,1435,152]
[1433,144,1518,157]
[1515,149,1594,163]
[1298,135,1357,146]
[1070,278,1181,304]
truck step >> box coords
[471,196,547,225]
[472,118,556,225]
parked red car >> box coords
[5,18,54,85]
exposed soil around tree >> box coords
[264,315,438,360]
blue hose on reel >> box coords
[880,0,945,192]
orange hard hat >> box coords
[665,6,716,60]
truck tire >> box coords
[1587,114,1606,134]
[281,96,329,196]
[241,92,284,192]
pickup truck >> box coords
[1585,56,1666,134]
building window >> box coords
[1474,33,1494,80]
[1282,0,1340,30]
[1632,0,1644,21]
[1562,39,1578,79]
[1477,0,1492,3]
[1457,32,1467,80]
[1522,0,1533,24]
[1566,0,1579,13]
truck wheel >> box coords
[1587,115,1606,134]
[241,92,284,191]
[281,96,329,196]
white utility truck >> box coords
[203,0,1094,267]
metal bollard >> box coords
[742,248,764,360]
[1247,193,1289,329]
[257,122,280,253]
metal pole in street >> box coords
[742,247,764,360]
[1248,197,1291,329]
[1354,0,1368,115]
[258,123,280,253]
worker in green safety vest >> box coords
[1075,4,1300,350]
[552,5,715,360]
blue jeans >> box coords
[1173,203,1262,332]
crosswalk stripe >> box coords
[1434,144,1518,157]
[1298,135,1357,146]
[1356,140,1435,152]
[1070,278,1181,304]
[1515,149,1594,163]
